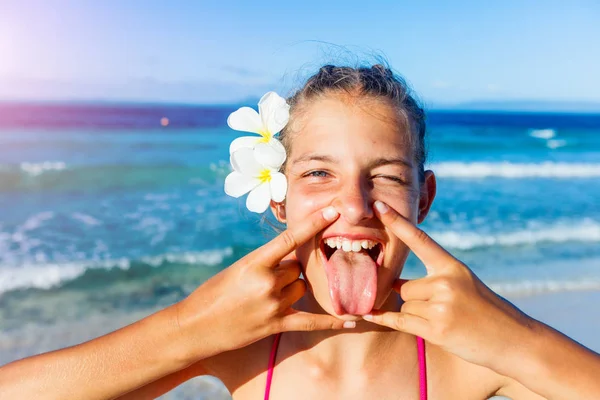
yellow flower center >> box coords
[257,168,272,183]
[257,130,272,143]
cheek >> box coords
[285,185,332,267]
[285,184,334,223]
[373,187,420,221]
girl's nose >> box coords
[333,182,374,225]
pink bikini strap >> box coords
[264,333,281,400]
[417,336,428,400]
[265,333,427,400]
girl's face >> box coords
[277,95,435,320]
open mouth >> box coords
[319,236,384,316]
[321,237,383,264]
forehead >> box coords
[288,96,413,163]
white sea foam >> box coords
[134,217,174,246]
[71,213,102,226]
[529,128,556,139]
[140,248,233,267]
[430,161,600,178]
[546,139,568,149]
[19,212,54,232]
[491,278,600,297]
[430,219,600,250]
[20,162,67,176]
[0,247,233,294]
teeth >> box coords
[342,240,352,252]
[324,237,379,253]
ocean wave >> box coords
[71,213,102,226]
[546,139,567,149]
[0,247,233,294]
[3,161,600,193]
[529,128,556,139]
[0,163,227,192]
[20,162,67,176]
[430,219,600,250]
[19,212,55,232]
[431,161,600,178]
[490,278,600,297]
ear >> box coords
[417,170,436,224]
[269,200,287,223]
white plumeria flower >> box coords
[227,91,289,167]
[224,147,287,213]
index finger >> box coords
[250,206,339,267]
[373,201,454,273]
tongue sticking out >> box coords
[324,248,378,316]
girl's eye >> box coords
[375,175,408,185]
[306,170,329,178]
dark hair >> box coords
[280,64,427,181]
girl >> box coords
[1,65,599,400]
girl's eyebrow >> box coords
[291,153,339,165]
[370,157,413,169]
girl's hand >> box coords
[364,201,535,372]
[175,206,353,362]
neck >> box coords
[285,291,414,371]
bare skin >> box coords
[1,94,599,399]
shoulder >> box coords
[425,342,507,398]
[202,335,277,394]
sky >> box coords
[1,0,599,107]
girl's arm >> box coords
[496,319,600,399]
[0,207,350,400]
[364,201,600,400]
[114,359,207,400]
[0,305,201,400]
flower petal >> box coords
[246,182,271,213]
[230,147,263,176]
[258,92,290,135]
[224,171,260,198]
[270,172,287,202]
[227,107,263,133]
[229,136,259,154]
[254,141,286,170]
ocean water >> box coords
[0,103,599,342]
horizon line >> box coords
[2,98,600,114]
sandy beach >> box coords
[511,290,600,353]
[1,289,598,399]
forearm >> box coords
[0,304,209,400]
[114,361,205,400]
[501,318,600,399]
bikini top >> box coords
[264,333,428,400]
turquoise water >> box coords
[0,104,599,332]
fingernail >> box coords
[322,206,339,221]
[374,201,389,214]
[363,314,373,321]
[343,321,356,329]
